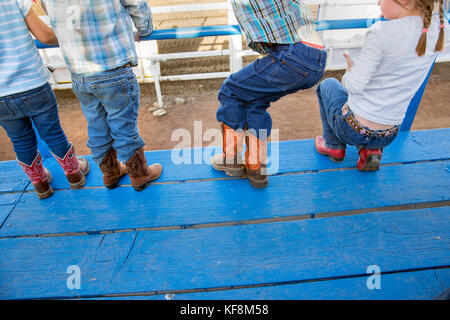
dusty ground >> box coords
[1,1,448,161]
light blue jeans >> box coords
[71,67,145,164]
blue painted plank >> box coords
[93,268,450,300]
[1,160,448,237]
[0,193,22,207]
[0,205,14,228]
[0,160,29,193]
[24,129,450,190]
[0,207,448,299]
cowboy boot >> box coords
[126,148,162,191]
[53,143,90,189]
[245,134,268,188]
[18,152,53,199]
[314,136,346,162]
[99,148,127,189]
[211,123,245,176]
[357,148,383,171]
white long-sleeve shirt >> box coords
[342,15,448,125]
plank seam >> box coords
[32,265,450,300]
[5,157,450,194]
[1,200,448,240]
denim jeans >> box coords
[71,67,145,164]
[0,83,71,165]
[316,78,398,150]
[217,42,327,139]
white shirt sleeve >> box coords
[15,0,32,18]
[342,26,385,95]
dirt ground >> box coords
[1,1,448,161]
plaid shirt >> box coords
[231,0,316,54]
[43,0,153,75]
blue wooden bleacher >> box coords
[0,17,449,300]
[0,128,449,299]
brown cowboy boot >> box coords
[245,134,268,188]
[126,148,162,191]
[99,148,127,189]
[53,143,90,189]
[211,123,245,176]
[18,152,54,199]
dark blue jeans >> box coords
[316,78,398,150]
[0,83,71,165]
[217,42,327,139]
[71,67,145,164]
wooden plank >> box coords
[91,268,450,300]
[0,193,22,207]
[1,160,449,237]
[0,205,14,228]
[0,207,448,299]
[32,129,450,190]
[0,160,29,193]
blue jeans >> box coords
[71,67,145,164]
[316,78,398,150]
[217,42,327,139]
[0,83,71,165]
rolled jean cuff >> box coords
[117,139,146,164]
[91,141,115,164]
[325,141,346,150]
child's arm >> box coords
[343,51,354,72]
[120,0,153,38]
[24,8,58,46]
[341,28,384,95]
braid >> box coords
[434,0,445,52]
[416,1,435,56]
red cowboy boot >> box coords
[314,136,346,162]
[99,148,127,189]
[245,134,268,188]
[53,143,90,189]
[18,152,53,199]
[211,123,245,177]
[357,148,383,171]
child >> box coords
[212,0,327,188]
[0,0,89,199]
[41,0,162,191]
[315,0,448,171]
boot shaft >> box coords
[18,152,53,199]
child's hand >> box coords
[135,33,141,43]
[343,51,354,72]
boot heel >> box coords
[248,177,268,189]
[37,186,54,199]
[69,173,86,189]
[224,167,245,177]
[133,181,151,192]
[105,182,119,190]
[360,154,381,171]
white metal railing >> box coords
[38,0,450,109]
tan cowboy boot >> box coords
[211,123,245,176]
[53,143,90,189]
[245,134,268,188]
[126,148,162,191]
[99,148,127,189]
[18,152,54,199]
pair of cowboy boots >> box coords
[18,143,90,199]
[99,147,162,191]
[211,123,268,188]
[314,135,383,171]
